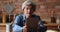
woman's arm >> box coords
[12,15,23,31]
[38,16,47,32]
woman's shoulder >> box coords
[16,13,24,17]
[17,14,24,16]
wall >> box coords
[0,0,60,23]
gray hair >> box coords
[22,0,36,11]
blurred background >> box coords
[0,0,60,32]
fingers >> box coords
[23,26,27,32]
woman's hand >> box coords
[23,25,27,32]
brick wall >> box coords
[0,0,60,23]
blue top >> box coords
[12,14,46,32]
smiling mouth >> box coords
[27,12,30,14]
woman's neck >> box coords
[24,13,33,18]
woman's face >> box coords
[23,5,34,15]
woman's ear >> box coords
[22,7,25,11]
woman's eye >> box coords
[26,8,28,10]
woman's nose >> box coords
[28,9,31,12]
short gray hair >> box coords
[22,0,36,11]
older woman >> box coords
[12,0,47,32]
